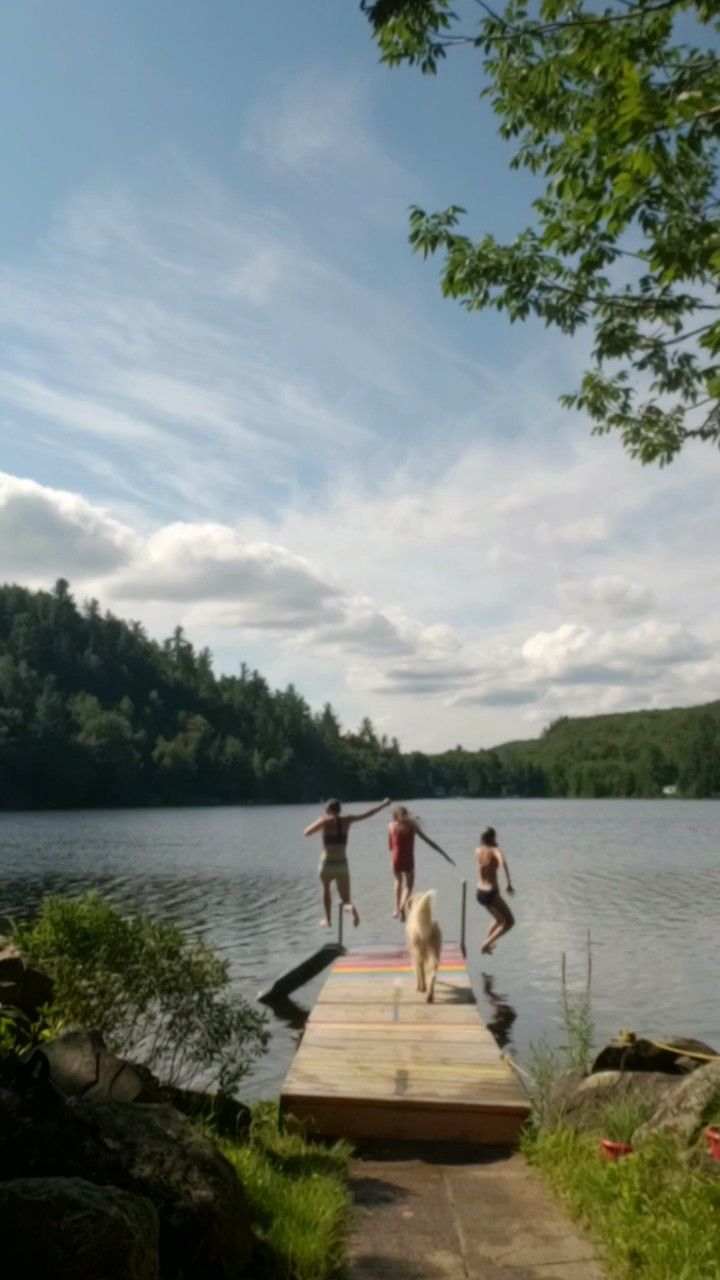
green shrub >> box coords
[596,1096,655,1145]
[219,1102,351,1280]
[561,941,595,1073]
[527,1033,565,1128]
[524,1126,720,1280]
[13,892,268,1093]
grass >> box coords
[595,1096,656,1145]
[523,1125,720,1280]
[217,1102,352,1280]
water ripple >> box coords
[1,798,718,1093]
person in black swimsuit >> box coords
[475,826,515,955]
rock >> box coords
[592,1033,718,1076]
[547,1068,586,1116]
[41,1029,162,1103]
[0,1052,254,1278]
[0,1176,158,1279]
[0,1052,128,1185]
[0,938,53,1016]
[73,1100,254,1279]
[634,1059,720,1147]
[40,1032,250,1137]
[548,1068,679,1131]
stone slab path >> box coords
[347,1145,605,1280]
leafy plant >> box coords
[527,936,595,1123]
[527,1032,565,1127]
[13,892,268,1093]
[364,0,720,465]
[561,939,595,1073]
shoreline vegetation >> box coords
[1,580,719,810]
[523,958,720,1280]
[0,892,350,1280]
[5,892,720,1277]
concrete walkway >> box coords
[347,1144,605,1280]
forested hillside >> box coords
[0,581,718,808]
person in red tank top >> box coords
[388,805,455,920]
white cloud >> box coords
[521,620,706,684]
[241,70,411,200]
[0,472,137,579]
[113,522,343,630]
[1,68,719,749]
[557,575,654,619]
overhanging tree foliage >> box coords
[362,0,720,463]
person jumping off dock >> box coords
[388,805,455,921]
[304,797,391,929]
[475,826,515,954]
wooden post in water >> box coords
[337,903,344,948]
[460,879,468,956]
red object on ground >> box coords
[705,1126,720,1160]
[599,1139,633,1162]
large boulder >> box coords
[0,1054,254,1278]
[549,1068,679,1130]
[40,1030,251,1136]
[0,1051,127,1184]
[41,1029,162,1103]
[0,1176,159,1279]
[592,1034,718,1076]
[634,1059,720,1147]
[0,938,53,1016]
[73,1099,254,1280]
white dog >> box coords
[405,890,442,1003]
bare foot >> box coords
[393,908,400,919]
[481,942,494,955]
[320,918,331,928]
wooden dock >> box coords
[280,944,531,1144]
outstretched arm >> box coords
[497,847,514,893]
[416,827,455,866]
[347,797,392,825]
[304,816,326,837]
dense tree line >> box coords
[0,581,717,808]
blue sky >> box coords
[1,0,719,750]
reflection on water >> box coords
[480,973,517,1050]
[261,994,310,1034]
[0,798,718,1095]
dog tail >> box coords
[412,889,436,929]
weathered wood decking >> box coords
[280,944,531,1144]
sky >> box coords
[1,0,718,752]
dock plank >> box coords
[280,944,531,1144]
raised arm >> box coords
[303,815,326,837]
[416,827,456,866]
[347,797,392,825]
[497,847,514,893]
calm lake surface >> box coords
[1,799,718,1096]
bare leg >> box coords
[393,873,403,918]
[338,871,360,927]
[320,878,332,928]
[482,899,515,953]
[399,870,414,921]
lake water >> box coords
[0,799,718,1096]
